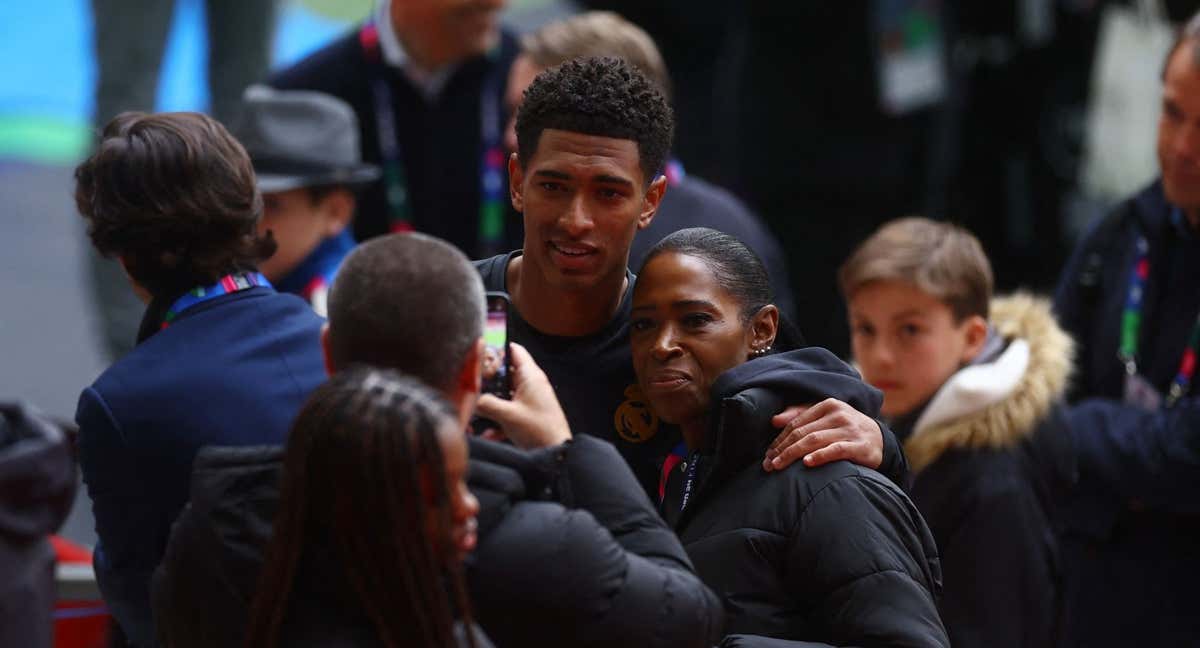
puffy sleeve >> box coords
[785,474,949,647]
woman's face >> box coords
[631,252,775,427]
[425,422,479,564]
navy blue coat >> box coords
[75,286,326,647]
[1053,180,1200,646]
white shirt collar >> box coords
[374,0,457,102]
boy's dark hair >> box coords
[326,233,485,393]
[515,56,674,183]
[74,111,275,298]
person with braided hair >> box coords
[245,367,487,648]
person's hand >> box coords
[475,342,571,449]
[762,398,883,472]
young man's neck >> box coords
[507,255,628,337]
[1188,208,1200,232]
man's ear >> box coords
[960,314,989,364]
[320,189,355,237]
[638,175,667,230]
[508,153,525,213]
[320,324,337,377]
[748,304,780,356]
[459,337,486,399]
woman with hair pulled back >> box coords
[245,367,486,648]
[631,228,948,646]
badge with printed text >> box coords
[1123,372,1164,411]
[614,384,659,444]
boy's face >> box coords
[848,280,985,418]
[258,187,352,283]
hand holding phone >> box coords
[475,342,572,449]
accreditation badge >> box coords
[873,0,947,115]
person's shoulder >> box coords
[473,251,516,291]
[268,28,366,94]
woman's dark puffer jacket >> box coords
[663,349,949,647]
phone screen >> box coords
[481,293,511,399]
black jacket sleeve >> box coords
[466,501,723,647]
[787,473,949,647]
[557,435,696,570]
[467,435,722,647]
[877,419,911,491]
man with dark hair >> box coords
[504,12,795,320]
[479,57,908,499]
[73,111,327,647]
[1054,11,1200,645]
[268,0,520,257]
[152,232,724,648]
[232,85,380,316]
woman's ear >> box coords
[748,305,780,355]
[960,314,989,363]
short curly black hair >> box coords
[515,56,674,184]
[74,111,275,298]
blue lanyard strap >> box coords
[162,272,270,328]
[360,22,507,257]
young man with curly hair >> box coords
[72,111,327,647]
[475,57,909,499]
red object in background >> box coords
[51,536,110,648]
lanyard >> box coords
[162,272,269,328]
[1118,222,1200,407]
[659,441,687,502]
[359,22,507,257]
[679,449,701,513]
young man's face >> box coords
[1159,41,1200,215]
[509,129,665,292]
[258,187,352,283]
[848,280,984,418]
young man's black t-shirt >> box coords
[476,251,680,497]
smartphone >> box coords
[481,292,512,400]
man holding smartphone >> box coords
[475,57,908,497]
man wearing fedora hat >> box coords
[233,85,381,316]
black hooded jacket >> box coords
[661,350,948,647]
[152,435,722,648]
[0,402,76,648]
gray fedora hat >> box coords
[234,84,381,194]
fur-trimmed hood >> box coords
[905,293,1074,473]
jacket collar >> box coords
[903,293,1073,472]
[675,348,882,528]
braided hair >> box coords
[245,366,475,648]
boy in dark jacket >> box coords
[839,218,1075,647]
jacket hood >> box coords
[704,348,883,480]
[905,294,1073,472]
[0,402,75,541]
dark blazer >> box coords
[1053,180,1200,645]
[75,286,326,647]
